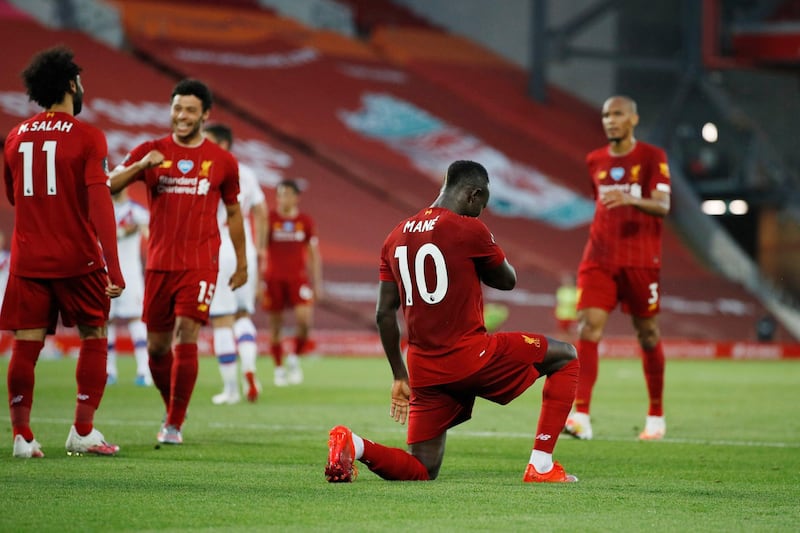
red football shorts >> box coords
[0,269,110,332]
[143,269,218,331]
[406,332,548,444]
[262,278,313,312]
[577,263,661,317]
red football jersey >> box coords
[581,141,671,268]
[3,111,110,278]
[265,211,316,281]
[379,207,506,387]
[118,135,239,271]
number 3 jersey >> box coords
[583,141,671,268]
[379,206,506,387]
[3,111,110,278]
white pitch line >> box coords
[31,417,799,449]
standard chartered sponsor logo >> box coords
[157,175,211,195]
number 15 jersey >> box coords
[379,206,506,387]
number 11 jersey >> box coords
[3,111,110,278]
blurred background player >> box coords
[263,179,322,387]
[204,123,268,404]
[110,79,247,445]
[106,188,152,387]
[2,46,124,457]
[483,302,509,333]
[565,95,671,441]
[554,272,578,341]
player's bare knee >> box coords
[537,338,577,375]
[636,326,659,350]
[577,321,603,343]
[147,340,171,358]
[638,332,659,351]
[417,454,442,480]
[78,325,105,340]
[552,338,577,362]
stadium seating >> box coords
[0,1,793,352]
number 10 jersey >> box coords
[379,206,506,387]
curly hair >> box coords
[171,79,213,112]
[22,45,81,109]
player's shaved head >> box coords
[443,160,489,191]
[603,95,637,115]
[434,160,490,218]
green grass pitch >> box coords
[1,354,798,532]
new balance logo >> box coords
[77,393,90,401]
[535,433,552,441]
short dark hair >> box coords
[171,79,213,111]
[204,123,233,147]
[278,179,301,194]
[443,160,489,190]
[22,45,81,109]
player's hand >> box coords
[228,266,248,290]
[106,282,124,299]
[389,379,411,425]
[600,189,631,209]
[138,150,165,169]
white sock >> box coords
[219,362,238,394]
[129,320,150,377]
[530,450,553,473]
[234,317,258,374]
[106,324,117,376]
[351,432,364,460]
[214,327,238,392]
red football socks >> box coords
[270,342,283,366]
[642,342,665,417]
[167,343,198,428]
[575,339,599,414]
[74,338,108,435]
[294,337,307,356]
[149,349,173,409]
[361,439,430,481]
[535,358,580,454]
[8,339,43,441]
